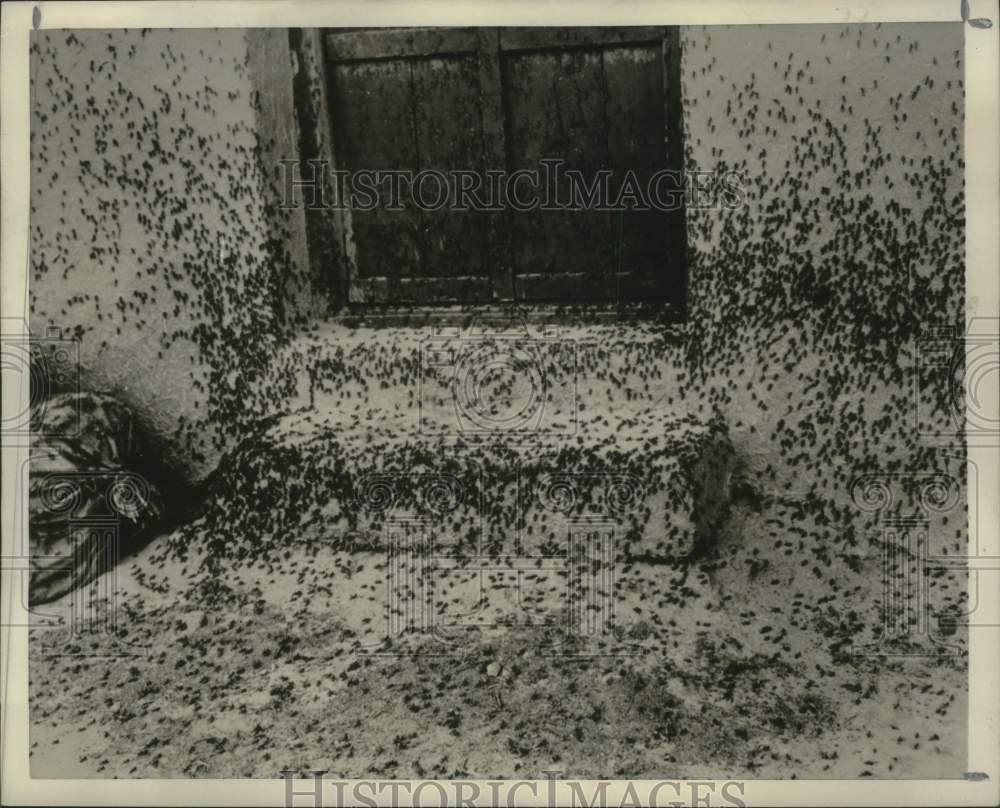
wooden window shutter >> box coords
[322,26,685,308]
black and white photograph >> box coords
[1,1,998,805]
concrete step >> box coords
[173,322,735,648]
[187,413,731,649]
[209,406,730,558]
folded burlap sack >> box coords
[29,393,165,605]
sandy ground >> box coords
[29,499,968,780]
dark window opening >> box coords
[318,26,687,313]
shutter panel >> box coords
[326,28,496,303]
[322,27,685,308]
[499,27,683,304]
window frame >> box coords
[291,26,688,322]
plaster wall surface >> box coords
[28,28,307,480]
[28,24,965,495]
[680,23,964,489]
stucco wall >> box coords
[680,22,965,492]
[29,28,309,480]
[28,24,965,494]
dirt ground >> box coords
[29,498,968,780]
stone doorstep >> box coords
[232,324,729,565]
[263,438,728,652]
[347,458,710,561]
[266,322,693,432]
[217,407,734,565]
